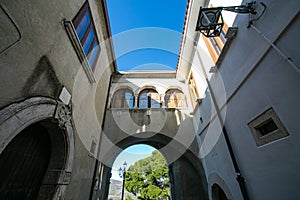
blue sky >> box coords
[111,144,156,181]
[106,0,188,71]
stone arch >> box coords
[164,86,183,94]
[135,85,158,96]
[0,97,75,200]
[0,121,52,199]
[99,133,208,200]
[108,85,136,108]
[208,173,233,200]
[164,88,187,108]
[138,88,161,108]
[111,85,135,96]
[110,87,135,108]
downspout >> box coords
[194,39,250,200]
[89,72,114,200]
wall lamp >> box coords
[196,1,258,37]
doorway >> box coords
[0,122,51,199]
[94,133,208,200]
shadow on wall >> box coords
[23,56,62,99]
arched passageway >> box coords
[95,133,208,200]
[108,144,170,200]
[0,122,51,199]
[0,120,71,200]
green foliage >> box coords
[125,196,135,200]
[128,150,166,173]
[124,150,170,200]
[124,171,145,195]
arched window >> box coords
[165,89,187,108]
[138,89,161,108]
[212,184,228,200]
[111,88,134,108]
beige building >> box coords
[0,0,299,200]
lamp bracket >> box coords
[196,1,259,37]
[222,1,257,14]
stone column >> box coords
[134,95,139,108]
[160,94,165,108]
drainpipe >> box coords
[89,72,114,200]
[194,41,250,200]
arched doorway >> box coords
[95,133,208,200]
[0,97,75,200]
[0,122,51,199]
[108,144,170,200]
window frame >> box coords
[202,18,228,63]
[188,72,200,108]
[72,1,100,71]
[248,108,289,147]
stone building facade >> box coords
[0,0,114,199]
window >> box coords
[111,89,135,108]
[188,72,200,108]
[256,119,278,137]
[138,89,161,108]
[73,1,100,69]
[165,89,187,108]
[248,108,289,146]
[202,11,228,63]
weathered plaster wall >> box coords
[0,0,114,199]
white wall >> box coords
[190,0,300,199]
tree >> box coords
[124,150,170,199]
[125,196,135,200]
[128,150,166,173]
